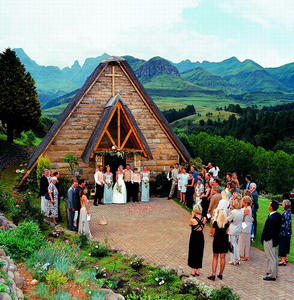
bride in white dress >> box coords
[112,165,127,204]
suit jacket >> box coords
[251,190,259,216]
[73,185,82,211]
[39,175,50,196]
[67,187,76,210]
[261,212,282,247]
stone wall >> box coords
[0,249,25,300]
[43,63,180,184]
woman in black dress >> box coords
[188,204,206,276]
[200,182,211,218]
[208,209,229,281]
[185,171,195,209]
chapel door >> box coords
[104,155,126,183]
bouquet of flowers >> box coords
[106,181,113,189]
[143,179,149,188]
[116,184,122,194]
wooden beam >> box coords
[121,129,133,149]
[105,65,122,97]
[118,104,121,148]
[106,129,117,148]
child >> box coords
[131,168,141,202]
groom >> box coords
[124,164,133,202]
[94,165,104,206]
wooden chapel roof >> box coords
[82,94,153,162]
[18,56,191,187]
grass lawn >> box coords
[0,133,42,147]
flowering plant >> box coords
[130,257,144,270]
[111,145,125,158]
[116,183,122,194]
[106,181,113,189]
[95,266,107,279]
[143,179,149,188]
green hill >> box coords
[181,67,237,93]
[123,55,146,71]
[42,89,78,109]
[266,62,294,89]
[225,70,291,93]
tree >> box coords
[0,48,41,142]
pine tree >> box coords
[0,48,41,143]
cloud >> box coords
[218,0,294,31]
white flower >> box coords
[159,280,165,285]
[95,245,98,248]
[88,253,91,256]
[155,277,159,281]
[15,169,20,173]
[112,146,116,150]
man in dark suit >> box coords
[39,169,51,215]
[261,200,282,281]
[245,174,252,190]
[66,180,78,231]
[74,179,86,231]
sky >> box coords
[0,0,294,68]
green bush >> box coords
[54,292,77,300]
[0,192,13,213]
[46,269,67,292]
[34,282,50,299]
[58,175,73,199]
[63,153,78,174]
[9,193,44,225]
[211,287,240,300]
[21,130,36,146]
[150,172,170,197]
[89,243,110,258]
[149,267,178,286]
[0,221,45,260]
[76,233,89,248]
[36,156,52,188]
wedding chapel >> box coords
[18,56,191,186]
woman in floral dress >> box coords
[103,165,113,204]
[141,165,150,202]
[46,176,58,225]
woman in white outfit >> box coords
[227,199,244,265]
[112,165,127,204]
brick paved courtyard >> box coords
[89,198,294,300]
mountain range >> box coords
[13,48,294,113]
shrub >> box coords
[89,244,110,258]
[150,172,170,197]
[22,130,36,146]
[0,221,45,259]
[46,269,67,292]
[9,193,44,225]
[130,257,144,271]
[34,282,50,299]
[76,233,89,248]
[36,156,52,188]
[0,192,13,213]
[54,292,77,300]
[58,175,73,199]
[63,153,78,174]
[149,267,178,286]
[211,287,240,300]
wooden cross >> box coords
[105,65,122,96]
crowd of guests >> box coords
[39,164,152,236]
[182,162,292,282]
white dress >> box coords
[112,173,127,204]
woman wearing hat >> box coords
[46,176,58,225]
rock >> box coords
[0,248,5,256]
[176,268,184,277]
[14,272,25,288]
[0,260,9,272]
[8,264,17,273]
[30,279,39,285]
[0,293,12,300]
[16,288,24,299]
[9,281,17,297]
[7,271,14,280]
[105,293,125,300]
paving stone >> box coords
[89,198,294,300]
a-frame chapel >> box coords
[19,56,191,185]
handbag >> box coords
[228,242,234,253]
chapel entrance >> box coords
[104,155,126,183]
